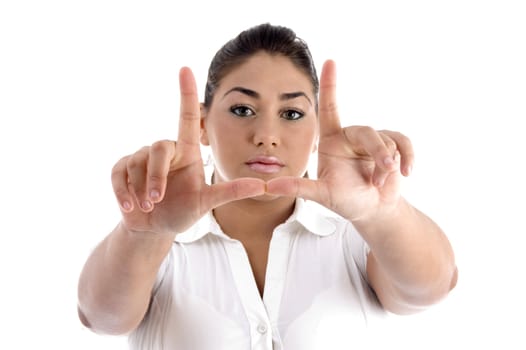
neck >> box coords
[213,196,296,242]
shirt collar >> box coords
[284,198,336,236]
[175,198,336,244]
[174,210,229,244]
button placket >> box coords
[223,240,273,349]
[256,323,268,334]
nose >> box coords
[252,115,280,147]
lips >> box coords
[246,155,284,174]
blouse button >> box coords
[257,324,268,334]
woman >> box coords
[77,23,458,349]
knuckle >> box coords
[148,174,163,186]
[345,125,364,137]
[294,178,302,197]
[137,145,150,154]
[375,144,389,155]
[113,187,130,200]
[126,147,150,170]
[358,125,373,131]
[354,125,374,136]
[320,101,338,114]
[111,168,122,182]
[111,156,128,176]
[127,156,142,171]
[110,169,123,184]
[150,140,170,154]
[385,138,397,151]
[230,181,240,198]
[400,133,412,147]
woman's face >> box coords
[201,51,318,185]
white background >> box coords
[1,0,525,349]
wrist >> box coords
[114,221,175,255]
[350,197,410,238]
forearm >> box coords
[77,222,175,334]
[353,198,457,311]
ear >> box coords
[200,103,210,146]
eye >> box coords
[281,109,304,121]
[230,105,255,117]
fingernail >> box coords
[383,156,394,166]
[141,200,152,211]
[150,189,160,201]
[122,201,132,211]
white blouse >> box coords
[129,199,386,350]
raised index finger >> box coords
[318,60,342,137]
[178,67,201,153]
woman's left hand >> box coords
[266,60,414,222]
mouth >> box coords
[245,155,284,174]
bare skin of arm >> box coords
[77,224,174,334]
[77,68,265,334]
[359,198,457,314]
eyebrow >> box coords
[222,86,312,105]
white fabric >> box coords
[129,199,386,350]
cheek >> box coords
[208,120,244,156]
[207,116,234,143]
[289,128,317,162]
[298,125,318,151]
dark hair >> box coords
[203,23,319,109]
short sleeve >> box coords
[341,221,387,320]
[343,221,371,282]
[151,248,173,297]
[129,248,175,349]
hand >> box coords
[111,67,265,235]
[266,60,414,221]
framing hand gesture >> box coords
[267,60,415,222]
[111,68,265,235]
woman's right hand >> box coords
[111,67,266,236]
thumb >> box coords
[266,176,326,204]
[204,177,266,209]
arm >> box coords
[356,198,457,314]
[77,223,174,334]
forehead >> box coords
[218,52,314,95]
